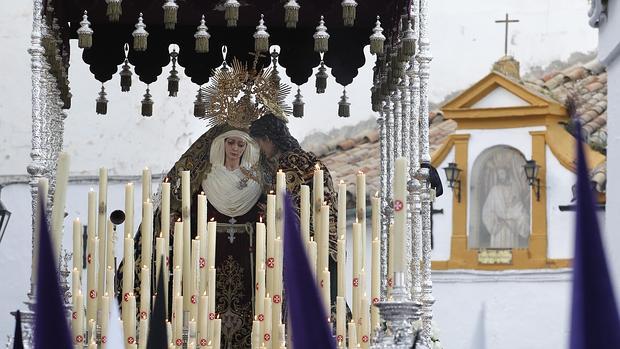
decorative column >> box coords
[416,0,435,345]
[22,0,48,346]
[408,0,422,303]
[400,73,412,297]
[378,108,389,299]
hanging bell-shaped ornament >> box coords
[369,16,386,55]
[313,16,330,53]
[338,88,350,117]
[292,87,304,118]
[120,59,132,92]
[141,87,153,117]
[119,44,132,91]
[96,85,108,115]
[253,14,269,53]
[167,49,180,97]
[270,48,281,87]
[315,60,328,94]
[224,0,240,27]
[341,0,357,27]
[193,88,206,117]
[163,0,179,30]
[132,13,149,52]
[105,0,122,22]
[400,20,416,60]
[284,0,300,28]
[77,11,93,49]
[194,15,210,53]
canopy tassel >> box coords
[96,85,108,115]
[77,11,93,49]
[132,13,149,51]
[284,0,300,28]
[292,87,304,118]
[253,14,270,53]
[163,0,179,30]
[194,15,210,53]
[338,88,350,118]
[105,0,122,22]
[141,86,153,117]
[313,16,330,53]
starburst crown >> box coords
[198,47,291,129]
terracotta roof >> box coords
[316,58,608,198]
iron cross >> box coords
[495,13,519,56]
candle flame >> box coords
[210,217,215,222]
[278,169,283,173]
[340,234,345,240]
[358,170,364,174]
[315,163,321,171]
[164,177,169,183]
[374,191,379,197]
[159,232,163,238]
[339,179,345,184]
[203,291,207,296]
[259,215,263,223]
[176,217,182,222]
[269,190,274,194]
[201,191,205,195]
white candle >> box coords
[172,267,182,303]
[352,222,362,322]
[266,194,275,296]
[190,239,200,321]
[276,170,286,239]
[142,167,151,210]
[122,234,135,303]
[306,238,317,277]
[138,318,148,349]
[198,193,207,295]
[72,268,81,305]
[337,237,346,298]
[87,189,97,241]
[360,295,370,348]
[252,317,261,349]
[162,179,171,258]
[347,321,357,349]
[263,296,272,347]
[100,293,110,349]
[272,238,283,347]
[173,295,183,347]
[199,293,209,346]
[371,194,380,241]
[255,266,265,319]
[72,289,84,345]
[106,266,114,299]
[86,237,98,322]
[72,218,82,272]
[371,239,381,332]
[212,317,222,349]
[51,152,70,258]
[208,267,216,341]
[312,165,324,236]
[33,178,48,288]
[182,171,191,311]
[207,220,217,269]
[97,167,108,308]
[321,268,331,315]
[392,157,408,273]
[173,220,183,268]
[156,236,165,284]
[336,296,346,346]
[317,203,330,284]
[124,183,134,237]
[356,171,366,266]
[337,180,347,239]
[300,185,310,243]
[140,266,151,322]
[125,294,137,346]
[142,199,154,269]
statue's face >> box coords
[255,136,276,158]
[224,136,247,162]
[497,168,508,183]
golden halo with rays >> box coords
[199,58,291,129]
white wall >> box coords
[600,0,620,312]
[432,148,455,261]
[545,147,577,259]
[433,269,572,349]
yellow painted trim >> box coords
[432,258,571,270]
[546,122,606,172]
[442,72,556,110]
[430,134,464,168]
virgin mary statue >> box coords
[120,123,264,349]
